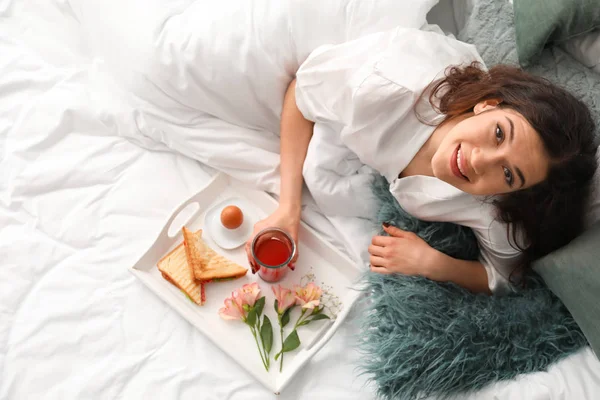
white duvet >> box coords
[2,1,600,399]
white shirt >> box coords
[295,26,521,295]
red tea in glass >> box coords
[250,228,296,283]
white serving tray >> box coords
[129,173,363,394]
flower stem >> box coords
[250,326,269,371]
[279,315,285,372]
[294,309,308,330]
[255,317,271,370]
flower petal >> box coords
[240,282,261,307]
[218,297,245,320]
[301,299,320,310]
[281,291,296,312]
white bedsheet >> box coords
[2,1,600,399]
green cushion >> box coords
[514,0,600,65]
[533,222,600,358]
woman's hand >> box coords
[245,206,300,272]
[368,224,441,279]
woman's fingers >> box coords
[370,264,392,274]
[369,255,388,268]
[371,235,395,247]
[245,225,262,273]
[245,239,251,260]
[382,224,410,238]
[244,240,256,273]
[368,244,387,257]
[290,238,299,264]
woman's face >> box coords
[431,100,551,196]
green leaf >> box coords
[281,307,292,328]
[312,306,323,315]
[297,320,310,327]
[254,297,265,317]
[309,313,330,322]
[274,351,281,361]
[274,299,279,314]
[282,330,301,353]
[246,308,257,326]
[261,316,273,355]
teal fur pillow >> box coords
[357,176,587,400]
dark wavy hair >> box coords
[424,62,598,278]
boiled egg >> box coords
[220,205,244,230]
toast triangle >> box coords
[182,227,217,280]
[157,230,206,305]
[197,253,248,282]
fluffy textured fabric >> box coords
[357,176,587,400]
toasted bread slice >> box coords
[196,252,248,282]
[182,227,218,280]
[182,226,248,282]
[157,232,206,305]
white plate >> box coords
[129,173,363,394]
[204,197,257,249]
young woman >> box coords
[245,27,598,295]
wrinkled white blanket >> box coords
[67,0,441,264]
[2,1,600,399]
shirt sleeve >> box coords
[473,217,524,295]
[294,29,396,126]
[295,26,484,182]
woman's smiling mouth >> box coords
[451,144,469,181]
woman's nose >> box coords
[471,147,502,175]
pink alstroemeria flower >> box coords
[235,282,261,308]
[272,284,296,314]
[294,282,322,310]
[218,295,246,321]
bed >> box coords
[2,1,600,399]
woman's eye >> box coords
[503,167,514,186]
[495,125,504,144]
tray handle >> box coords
[131,173,228,270]
[159,173,228,241]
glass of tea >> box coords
[250,228,296,283]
